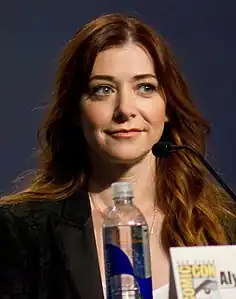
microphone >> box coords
[152,142,236,202]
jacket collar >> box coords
[49,189,104,299]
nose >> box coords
[113,86,137,122]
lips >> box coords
[106,129,144,138]
[108,129,142,134]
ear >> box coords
[165,115,169,122]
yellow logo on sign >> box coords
[178,263,218,299]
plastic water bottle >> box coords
[103,182,153,299]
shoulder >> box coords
[0,199,61,232]
[0,189,88,296]
[0,198,62,268]
[0,198,64,259]
[0,200,60,297]
[0,188,89,233]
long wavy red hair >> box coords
[2,13,235,252]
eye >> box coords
[92,85,114,96]
[137,83,157,94]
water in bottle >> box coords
[103,182,153,299]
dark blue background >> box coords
[1,1,235,194]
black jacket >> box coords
[1,189,235,299]
[0,190,104,299]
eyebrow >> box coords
[89,74,157,83]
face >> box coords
[80,43,167,164]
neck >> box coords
[88,151,157,213]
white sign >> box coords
[169,245,236,299]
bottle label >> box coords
[104,225,153,299]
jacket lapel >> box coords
[49,190,104,299]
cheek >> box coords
[81,102,113,130]
[141,98,166,127]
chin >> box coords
[104,148,152,164]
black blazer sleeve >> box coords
[0,204,42,299]
[0,191,101,299]
[0,199,80,299]
[0,187,104,299]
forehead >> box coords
[91,43,155,77]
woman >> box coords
[0,13,235,299]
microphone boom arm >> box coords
[171,145,236,202]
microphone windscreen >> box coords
[152,142,172,157]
